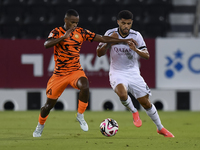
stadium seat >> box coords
[0,0,172,38]
[47,14,65,28]
[22,13,47,39]
[74,0,98,6]
[78,13,96,26]
[26,0,51,16]
[26,0,50,5]
[53,5,70,16]
[1,5,24,16]
[28,5,48,16]
[96,15,117,26]
[44,24,56,37]
[51,0,69,6]
[1,0,26,16]
[21,25,45,39]
[145,0,173,16]
[76,6,97,15]
[123,0,147,7]
[0,25,21,39]
[97,0,124,6]
[2,0,26,5]
[23,13,47,25]
[95,15,118,35]
[52,0,98,7]
[98,6,123,16]
[143,14,170,37]
[146,0,172,5]
[0,14,23,25]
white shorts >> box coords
[109,70,151,99]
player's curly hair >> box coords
[117,10,133,20]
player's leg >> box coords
[69,70,89,131]
[33,74,67,137]
[75,76,89,131]
[33,98,57,137]
[137,94,163,130]
[137,95,174,137]
[40,98,57,119]
[115,83,137,112]
[115,84,142,127]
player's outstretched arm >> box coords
[44,27,75,48]
[128,41,150,60]
[96,32,119,57]
[93,34,132,45]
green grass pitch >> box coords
[0,111,199,150]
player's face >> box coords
[117,19,133,36]
[64,15,79,29]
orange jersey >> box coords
[47,27,96,76]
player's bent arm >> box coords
[44,27,74,48]
[44,37,65,48]
[96,43,111,57]
[135,48,150,60]
[128,41,149,59]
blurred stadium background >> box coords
[0,0,199,39]
[0,0,200,112]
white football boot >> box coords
[76,113,88,132]
[33,122,44,137]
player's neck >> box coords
[63,24,69,31]
[119,32,129,38]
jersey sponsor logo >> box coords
[113,47,132,54]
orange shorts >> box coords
[46,69,87,99]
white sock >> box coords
[146,104,163,130]
[121,95,137,113]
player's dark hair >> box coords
[117,10,133,20]
[65,9,79,18]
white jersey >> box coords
[99,27,151,98]
[104,27,146,73]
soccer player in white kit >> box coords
[96,10,174,137]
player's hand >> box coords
[128,41,137,52]
[110,32,118,46]
[130,39,138,46]
[123,38,138,46]
[110,31,118,38]
[62,27,76,39]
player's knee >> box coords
[117,92,127,101]
[141,101,151,109]
[137,96,151,109]
[77,77,89,89]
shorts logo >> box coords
[46,88,52,95]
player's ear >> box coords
[64,17,67,22]
[117,20,120,26]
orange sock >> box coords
[78,100,88,114]
[39,114,48,125]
